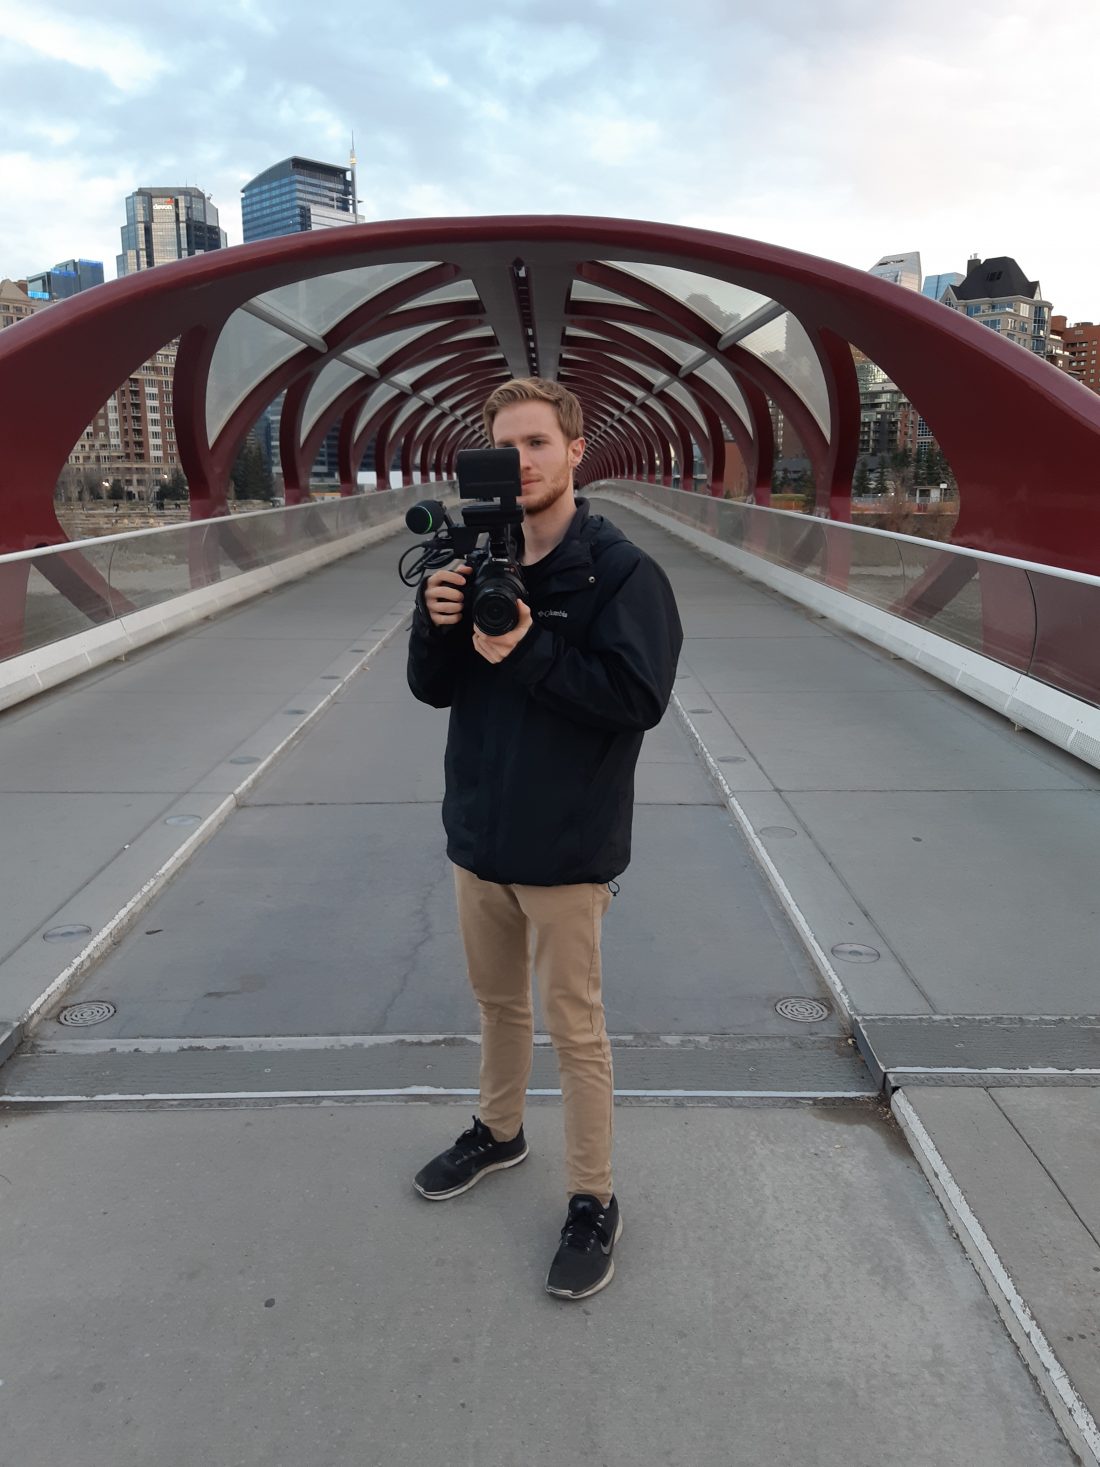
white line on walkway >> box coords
[889,1065,1100,1076]
[0,1086,876,1104]
[893,1090,1100,1467]
[864,1013,1100,1023]
[672,692,857,1020]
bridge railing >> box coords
[603,481,1100,715]
[0,486,432,681]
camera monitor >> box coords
[456,447,521,501]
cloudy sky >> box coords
[1,0,1098,315]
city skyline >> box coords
[1,1,1099,319]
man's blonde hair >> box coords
[482,377,584,444]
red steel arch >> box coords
[0,215,1098,575]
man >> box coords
[407,378,682,1300]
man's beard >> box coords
[522,462,573,516]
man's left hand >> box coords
[472,599,533,663]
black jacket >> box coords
[407,499,683,885]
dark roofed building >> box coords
[951,255,1039,302]
[943,255,1050,357]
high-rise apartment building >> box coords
[117,187,227,276]
[855,359,913,457]
[767,400,807,467]
[241,157,355,244]
[1051,316,1100,394]
[60,343,182,499]
[857,262,920,461]
[942,256,1050,356]
[25,259,104,300]
[0,280,181,497]
[869,252,922,291]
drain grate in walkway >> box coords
[57,1003,117,1028]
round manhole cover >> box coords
[776,997,830,1023]
[164,814,201,828]
[58,1001,116,1027]
[285,708,308,715]
[229,755,260,766]
[718,756,746,765]
[321,675,340,680]
[759,826,798,839]
[43,924,92,943]
[831,943,881,963]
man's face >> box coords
[491,400,584,516]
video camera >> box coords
[399,448,526,635]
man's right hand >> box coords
[423,563,472,628]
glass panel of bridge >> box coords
[640,396,678,438]
[5,543,120,657]
[565,326,633,345]
[424,365,497,407]
[347,323,435,369]
[689,356,753,435]
[739,312,831,436]
[565,341,669,390]
[603,262,769,336]
[254,262,437,336]
[827,524,906,608]
[389,397,427,440]
[110,524,197,611]
[206,310,303,442]
[400,331,498,379]
[390,279,481,312]
[896,540,1033,671]
[1027,574,1099,704]
[353,383,403,440]
[425,351,498,387]
[613,322,702,368]
[406,405,443,459]
[302,359,370,437]
[393,358,463,402]
[563,362,661,409]
[569,281,639,308]
[660,378,708,437]
[351,322,466,372]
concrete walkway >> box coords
[1,496,1097,1464]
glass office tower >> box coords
[240,158,357,483]
[117,188,227,276]
[922,272,963,303]
[868,252,922,292]
[25,259,104,300]
[240,157,354,244]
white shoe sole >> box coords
[545,1214,624,1300]
[413,1145,529,1201]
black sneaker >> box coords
[413,1116,528,1200]
[545,1193,622,1300]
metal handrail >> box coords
[600,480,1100,589]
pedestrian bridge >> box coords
[0,484,1097,1467]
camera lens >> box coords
[474,584,519,635]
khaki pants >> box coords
[453,864,615,1205]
